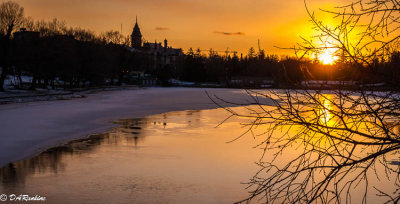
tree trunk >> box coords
[17,72,23,89]
[0,27,13,92]
[0,68,7,91]
[30,75,37,91]
[44,78,49,89]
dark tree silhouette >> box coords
[208,1,400,203]
[0,0,24,91]
[294,0,400,68]
[209,88,400,203]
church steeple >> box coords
[131,16,142,49]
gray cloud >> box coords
[155,27,169,31]
[213,31,245,36]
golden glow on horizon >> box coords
[13,0,343,55]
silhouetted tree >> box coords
[210,0,400,203]
[210,88,400,203]
[0,0,24,91]
[100,30,124,45]
[296,0,400,77]
[248,47,256,59]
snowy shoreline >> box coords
[0,85,141,105]
[0,87,252,167]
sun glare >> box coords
[318,48,339,65]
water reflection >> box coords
[2,100,399,203]
[229,91,400,203]
[317,94,334,126]
[0,109,261,203]
[0,112,203,187]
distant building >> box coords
[131,17,142,49]
[129,18,184,71]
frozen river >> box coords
[0,88,398,203]
[0,87,252,167]
[0,108,264,203]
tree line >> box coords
[1,0,400,92]
[177,47,400,87]
[0,1,151,91]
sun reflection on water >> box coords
[317,94,334,126]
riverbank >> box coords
[0,85,141,105]
[0,87,255,167]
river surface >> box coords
[0,108,264,203]
[0,99,399,203]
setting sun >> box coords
[318,48,339,65]
[2,0,400,203]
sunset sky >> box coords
[14,0,346,55]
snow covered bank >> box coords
[0,87,256,167]
[0,86,139,104]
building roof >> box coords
[142,42,183,56]
[132,17,142,37]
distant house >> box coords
[129,18,184,72]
